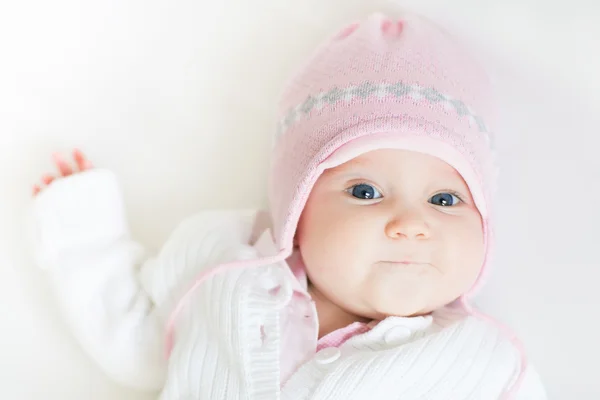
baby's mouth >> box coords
[378,260,430,266]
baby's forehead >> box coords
[332,149,459,175]
[322,149,471,189]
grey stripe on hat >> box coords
[276,82,490,141]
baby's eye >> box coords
[429,192,461,207]
[347,183,382,200]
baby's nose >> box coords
[385,215,430,240]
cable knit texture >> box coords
[30,169,546,399]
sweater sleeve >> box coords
[514,365,547,400]
[30,169,166,392]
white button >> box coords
[384,326,412,345]
[315,347,341,364]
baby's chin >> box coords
[368,302,434,319]
[363,277,442,318]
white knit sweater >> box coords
[30,169,547,399]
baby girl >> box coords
[30,11,546,400]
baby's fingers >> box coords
[52,153,73,176]
[32,174,55,198]
[73,149,93,171]
[42,174,55,185]
[33,150,93,198]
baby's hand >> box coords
[32,149,94,197]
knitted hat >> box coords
[268,11,498,299]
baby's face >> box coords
[296,149,485,319]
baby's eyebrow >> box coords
[324,162,369,179]
[331,157,372,173]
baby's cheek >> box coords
[443,232,485,289]
[461,226,486,271]
[301,239,346,282]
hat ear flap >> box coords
[249,210,273,246]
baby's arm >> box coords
[30,150,166,392]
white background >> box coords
[1,0,598,398]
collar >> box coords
[254,228,310,297]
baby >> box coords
[29,11,546,400]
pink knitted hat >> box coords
[268,11,498,299]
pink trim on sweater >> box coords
[316,321,372,351]
[164,249,291,358]
[459,296,528,400]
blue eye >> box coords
[429,192,461,207]
[348,183,382,200]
